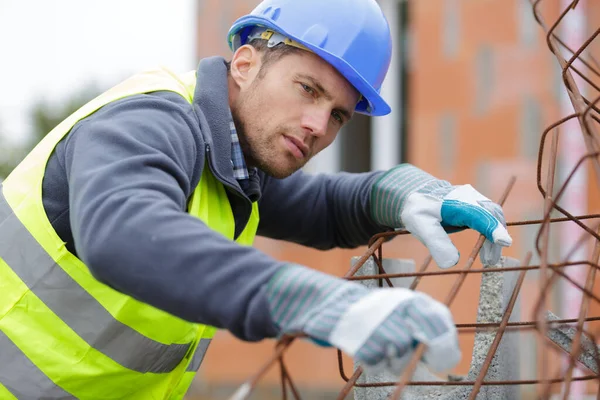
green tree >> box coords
[0,135,22,179]
[0,85,100,180]
[27,84,101,151]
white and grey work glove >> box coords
[266,264,461,375]
[371,164,513,269]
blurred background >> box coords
[1,0,600,399]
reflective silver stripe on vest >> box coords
[186,338,211,372]
[0,188,191,373]
[0,329,75,399]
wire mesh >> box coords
[227,0,600,399]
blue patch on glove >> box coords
[440,200,498,243]
[309,337,333,348]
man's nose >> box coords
[301,107,330,137]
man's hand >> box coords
[266,265,461,375]
[371,164,512,269]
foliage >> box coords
[0,85,100,180]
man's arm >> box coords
[62,92,281,341]
[257,170,388,250]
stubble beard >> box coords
[231,94,306,179]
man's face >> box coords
[230,46,360,179]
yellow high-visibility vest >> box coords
[0,67,259,399]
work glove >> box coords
[371,164,512,269]
[265,264,461,375]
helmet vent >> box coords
[262,6,281,21]
[302,24,329,48]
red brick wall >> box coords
[195,0,259,60]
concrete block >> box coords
[350,256,417,290]
[351,256,522,400]
[460,256,522,400]
[351,256,455,400]
[546,311,600,374]
[435,257,523,400]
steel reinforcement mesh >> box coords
[227,1,600,399]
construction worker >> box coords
[0,0,512,398]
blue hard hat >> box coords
[227,0,393,116]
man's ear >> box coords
[230,45,262,90]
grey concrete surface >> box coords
[352,256,522,400]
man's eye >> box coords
[301,83,314,94]
[332,110,346,124]
[332,111,343,124]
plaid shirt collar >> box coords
[229,115,256,183]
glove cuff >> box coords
[370,164,439,227]
[265,264,367,342]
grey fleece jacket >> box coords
[41,56,387,342]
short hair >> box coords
[226,38,305,78]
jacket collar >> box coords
[192,56,261,202]
[193,57,239,189]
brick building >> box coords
[189,0,600,398]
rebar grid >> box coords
[227,1,600,399]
